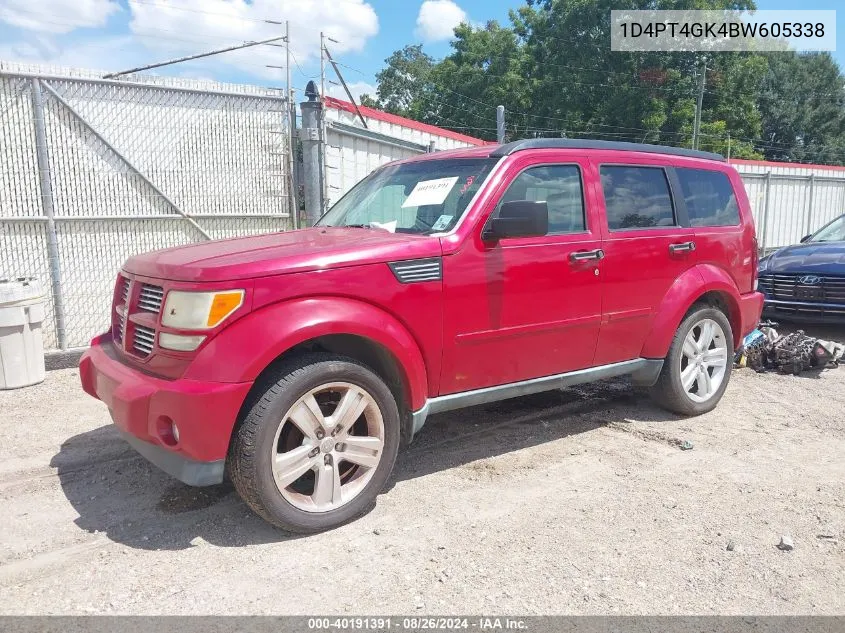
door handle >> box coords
[569,249,605,262]
[669,241,696,254]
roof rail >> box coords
[490,138,725,162]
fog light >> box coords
[159,332,205,351]
[171,422,180,443]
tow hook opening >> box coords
[156,415,180,447]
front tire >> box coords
[650,306,733,416]
[228,353,400,533]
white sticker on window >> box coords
[431,215,454,231]
[370,220,397,233]
[401,177,459,208]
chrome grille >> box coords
[388,258,442,283]
[133,324,156,356]
[138,284,164,313]
[114,276,131,344]
[759,274,845,304]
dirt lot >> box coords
[1,324,844,615]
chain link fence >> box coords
[1,66,293,351]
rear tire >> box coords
[228,353,400,533]
[649,306,734,416]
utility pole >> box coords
[319,32,328,213]
[692,61,706,150]
[320,32,326,103]
[301,81,324,226]
[285,20,291,114]
[284,20,299,228]
[496,105,505,144]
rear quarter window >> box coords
[600,165,675,230]
[676,168,740,227]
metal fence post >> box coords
[496,105,505,144]
[760,171,771,253]
[29,78,67,350]
[804,173,815,237]
[300,84,324,226]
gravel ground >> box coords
[1,324,844,615]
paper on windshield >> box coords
[370,220,397,232]
[401,177,459,208]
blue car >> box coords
[758,214,845,323]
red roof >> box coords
[323,96,489,147]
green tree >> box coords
[365,0,845,163]
[362,45,435,118]
[757,52,845,163]
[425,21,532,139]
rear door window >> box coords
[675,168,740,227]
[600,166,675,230]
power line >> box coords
[288,49,311,81]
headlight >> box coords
[161,290,244,329]
[757,257,770,274]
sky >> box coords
[0,0,842,103]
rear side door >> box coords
[674,166,752,294]
[592,160,697,365]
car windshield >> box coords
[316,158,498,234]
[811,215,845,242]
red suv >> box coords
[80,139,763,532]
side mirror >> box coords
[800,234,812,243]
[483,200,548,241]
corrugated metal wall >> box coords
[323,102,482,208]
[733,161,845,252]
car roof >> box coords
[491,138,725,161]
[400,138,725,164]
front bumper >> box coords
[79,334,253,486]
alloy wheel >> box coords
[270,382,385,512]
[679,318,729,403]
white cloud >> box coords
[415,0,466,43]
[0,34,146,74]
[327,80,376,103]
[0,0,379,84]
[0,0,120,34]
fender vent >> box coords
[388,258,442,283]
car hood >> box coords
[123,227,441,282]
[761,241,845,275]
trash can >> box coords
[0,278,46,389]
